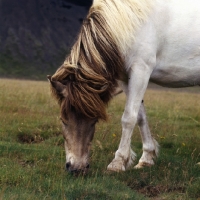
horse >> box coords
[48,0,200,174]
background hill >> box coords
[0,0,92,79]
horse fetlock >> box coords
[107,150,127,171]
[136,150,156,169]
[107,149,136,171]
[143,138,159,151]
[107,158,126,172]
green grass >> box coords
[0,79,200,199]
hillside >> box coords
[0,0,92,79]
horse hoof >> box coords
[107,159,126,172]
[134,163,144,169]
[134,162,153,169]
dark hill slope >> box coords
[0,0,92,79]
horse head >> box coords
[47,75,104,174]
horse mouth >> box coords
[66,163,90,176]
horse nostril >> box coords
[70,169,78,173]
[66,162,71,170]
[86,164,90,169]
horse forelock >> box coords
[62,81,109,120]
[51,64,114,120]
[51,0,153,120]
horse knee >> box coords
[121,112,138,129]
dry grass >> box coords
[0,79,200,199]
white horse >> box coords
[48,0,200,173]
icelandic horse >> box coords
[48,0,200,173]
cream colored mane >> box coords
[51,0,154,120]
[92,0,154,54]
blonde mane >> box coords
[51,0,153,120]
[92,0,154,54]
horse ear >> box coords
[47,75,68,97]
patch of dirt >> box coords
[17,132,36,143]
[18,160,35,168]
[16,123,61,143]
[17,131,61,144]
[136,185,185,198]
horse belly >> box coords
[150,64,200,88]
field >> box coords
[0,78,200,199]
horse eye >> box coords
[60,117,68,126]
[91,123,95,127]
[91,120,98,127]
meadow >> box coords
[0,78,200,199]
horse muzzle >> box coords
[66,162,90,175]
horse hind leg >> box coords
[134,101,159,169]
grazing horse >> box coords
[48,0,200,173]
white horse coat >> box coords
[108,0,200,171]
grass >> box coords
[0,79,200,199]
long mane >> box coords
[51,0,153,120]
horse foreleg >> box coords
[111,85,159,169]
[134,101,159,169]
[107,66,152,172]
[107,100,159,171]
